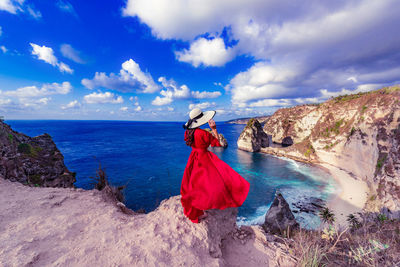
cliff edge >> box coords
[0,121,76,187]
[240,85,400,217]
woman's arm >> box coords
[208,119,221,146]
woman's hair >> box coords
[184,129,196,146]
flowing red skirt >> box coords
[181,147,250,223]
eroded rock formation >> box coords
[0,121,75,187]
[237,119,269,152]
[263,193,299,235]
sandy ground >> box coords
[0,178,294,267]
[322,164,369,226]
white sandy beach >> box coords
[322,164,369,226]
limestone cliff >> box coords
[0,121,76,187]
[237,119,269,152]
[257,85,400,216]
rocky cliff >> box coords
[237,119,269,152]
[0,121,76,187]
[244,86,400,216]
[204,128,228,148]
[226,116,270,125]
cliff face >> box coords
[260,86,400,215]
[226,116,270,125]
[0,121,76,187]
[237,119,269,152]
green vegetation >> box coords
[361,105,368,113]
[17,143,42,157]
[377,214,388,223]
[347,214,361,230]
[304,144,315,157]
[322,119,345,137]
[286,209,399,266]
[376,155,387,172]
[8,134,13,143]
[29,174,43,186]
[17,143,32,154]
[319,207,335,224]
[246,118,255,127]
[332,91,371,103]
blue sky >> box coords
[0,0,399,121]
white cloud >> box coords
[124,0,400,105]
[320,84,384,99]
[191,90,221,99]
[0,25,2,36]
[248,99,292,107]
[61,100,81,110]
[60,44,85,64]
[3,82,72,98]
[175,37,236,67]
[153,76,222,105]
[0,0,23,14]
[120,106,128,111]
[228,62,297,105]
[83,92,124,104]
[26,5,41,19]
[82,59,160,93]
[56,0,77,17]
[167,107,174,111]
[30,43,73,74]
[134,106,142,112]
[152,95,173,106]
[0,46,7,53]
[188,102,216,110]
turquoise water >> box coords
[6,120,337,228]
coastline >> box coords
[321,163,369,226]
[260,148,369,226]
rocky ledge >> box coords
[0,121,76,188]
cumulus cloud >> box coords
[83,92,124,104]
[61,100,81,110]
[248,99,292,108]
[188,102,216,110]
[152,76,221,105]
[120,106,128,111]
[30,43,73,74]
[1,82,71,108]
[60,44,85,64]
[3,82,71,98]
[175,37,236,67]
[82,59,160,93]
[0,46,7,53]
[123,0,400,107]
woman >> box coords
[181,108,250,223]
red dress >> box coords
[181,129,250,223]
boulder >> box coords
[0,121,76,188]
[237,119,269,152]
[205,128,228,148]
[281,136,294,147]
[263,193,299,235]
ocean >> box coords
[6,120,337,228]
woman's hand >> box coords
[208,119,217,130]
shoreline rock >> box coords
[237,119,269,152]
[0,121,76,188]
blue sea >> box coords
[6,120,338,228]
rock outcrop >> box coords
[281,136,294,147]
[237,119,269,152]
[205,128,228,148]
[263,193,299,235]
[0,121,75,187]
[0,179,295,266]
[253,86,400,216]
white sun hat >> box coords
[184,108,216,129]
